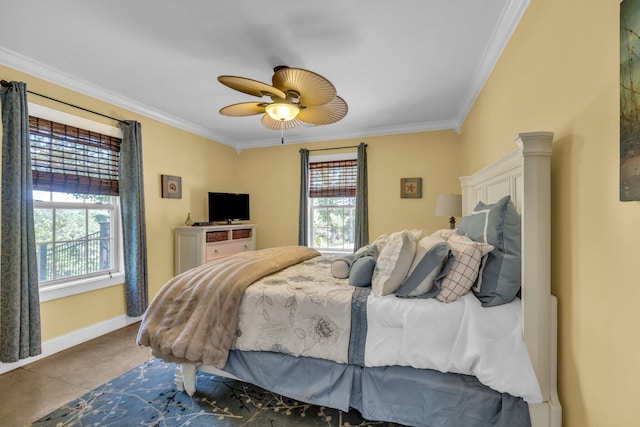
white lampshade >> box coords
[265,102,300,122]
[435,194,462,229]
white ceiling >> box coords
[0,0,528,151]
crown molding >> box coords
[0,46,231,146]
[235,118,460,150]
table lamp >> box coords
[435,194,462,229]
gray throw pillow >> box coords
[349,256,376,287]
[353,244,378,260]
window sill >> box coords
[39,273,125,302]
[316,250,353,257]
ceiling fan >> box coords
[217,66,348,132]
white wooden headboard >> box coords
[460,146,523,215]
[459,132,561,427]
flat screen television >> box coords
[208,192,250,224]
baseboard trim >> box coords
[0,314,142,376]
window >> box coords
[33,192,119,284]
[308,154,357,253]
[28,104,124,301]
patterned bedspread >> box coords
[231,255,541,403]
[233,256,369,364]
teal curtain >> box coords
[0,81,41,362]
[118,121,148,317]
[354,143,369,250]
[298,149,310,246]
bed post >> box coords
[515,131,552,400]
[175,363,198,396]
[515,132,561,427]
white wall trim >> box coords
[0,314,141,376]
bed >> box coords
[137,131,561,427]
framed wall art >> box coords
[161,174,182,199]
[401,177,422,198]
[621,0,640,200]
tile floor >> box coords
[0,323,151,426]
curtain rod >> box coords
[1,80,130,126]
[307,144,366,152]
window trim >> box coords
[29,103,125,302]
[39,272,126,302]
[307,152,358,255]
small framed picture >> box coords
[161,175,182,199]
[401,177,422,198]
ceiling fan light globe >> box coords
[265,103,300,121]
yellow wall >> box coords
[40,286,127,339]
[459,0,639,425]
[0,65,240,341]
[236,130,461,249]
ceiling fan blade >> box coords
[272,67,336,107]
[261,114,303,130]
[297,96,348,125]
[219,102,267,117]
[218,75,286,99]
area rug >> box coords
[33,357,403,426]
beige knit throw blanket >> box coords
[137,246,320,368]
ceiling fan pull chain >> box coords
[281,127,284,144]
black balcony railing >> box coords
[37,221,110,282]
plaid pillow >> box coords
[436,235,493,303]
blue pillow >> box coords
[349,256,376,287]
[461,196,521,307]
[457,210,489,243]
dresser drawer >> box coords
[205,240,251,261]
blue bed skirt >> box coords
[220,350,531,427]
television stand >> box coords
[173,224,256,275]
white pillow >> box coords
[371,230,417,296]
[330,257,352,279]
[430,228,458,241]
[370,233,389,255]
[436,234,493,303]
[409,228,427,241]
